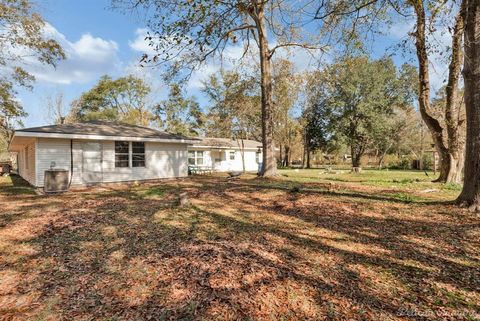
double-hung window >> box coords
[115,142,129,168]
[188,150,204,165]
[115,141,146,168]
[132,142,145,167]
[229,151,235,160]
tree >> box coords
[155,84,205,136]
[406,0,466,183]
[202,69,262,171]
[71,75,153,126]
[0,0,65,145]
[456,0,480,210]
[272,59,302,167]
[45,91,68,124]
[113,0,344,177]
[306,57,416,169]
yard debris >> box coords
[0,174,478,320]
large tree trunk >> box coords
[443,3,466,184]
[457,0,480,210]
[351,145,362,169]
[411,1,466,183]
[284,145,290,167]
[255,6,277,177]
[411,0,449,181]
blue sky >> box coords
[17,1,451,128]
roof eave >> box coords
[14,131,198,144]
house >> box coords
[188,137,262,172]
[8,121,199,187]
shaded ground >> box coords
[0,171,479,320]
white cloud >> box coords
[22,23,120,85]
[129,28,156,55]
[127,28,324,92]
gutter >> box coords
[13,131,200,144]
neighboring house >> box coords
[8,121,198,187]
[188,137,262,172]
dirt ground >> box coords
[0,172,479,320]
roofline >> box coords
[13,131,199,144]
[190,145,262,150]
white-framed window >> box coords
[115,141,146,168]
[132,142,146,167]
[188,150,204,165]
[256,151,261,163]
[115,141,129,168]
[229,151,235,160]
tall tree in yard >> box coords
[457,0,480,210]
[113,0,366,176]
[406,0,466,183]
[0,0,65,145]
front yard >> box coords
[0,170,479,320]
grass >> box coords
[0,171,479,320]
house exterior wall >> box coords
[35,138,188,187]
[189,147,262,172]
[17,139,36,186]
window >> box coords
[115,141,129,167]
[256,152,261,163]
[188,150,204,165]
[132,142,145,167]
[229,151,235,160]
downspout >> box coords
[68,139,73,189]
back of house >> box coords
[8,121,263,188]
[8,121,198,187]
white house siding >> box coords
[17,140,36,185]
[190,148,261,172]
[35,138,188,187]
[100,141,188,184]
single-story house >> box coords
[188,137,262,172]
[8,121,199,187]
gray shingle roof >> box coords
[16,121,197,140]
[193,137,262,149]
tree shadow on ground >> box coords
[0,176,478,320]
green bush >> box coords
[388,157,411,170]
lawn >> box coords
[0,170,479,320]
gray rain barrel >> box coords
[44,169,70,193]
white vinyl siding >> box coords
[34,138,188,187]
[17,140,36,186]
[188,148,261,172]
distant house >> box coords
[188,138,262,172]
[8,121,198,187]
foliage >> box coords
[272,59,303,166]
[305,56,417,168]
[202,70,261,140]
[0,0,65,147]
[154,84,205,136]
[71,75,153,126]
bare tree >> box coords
[45,91,67,124]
